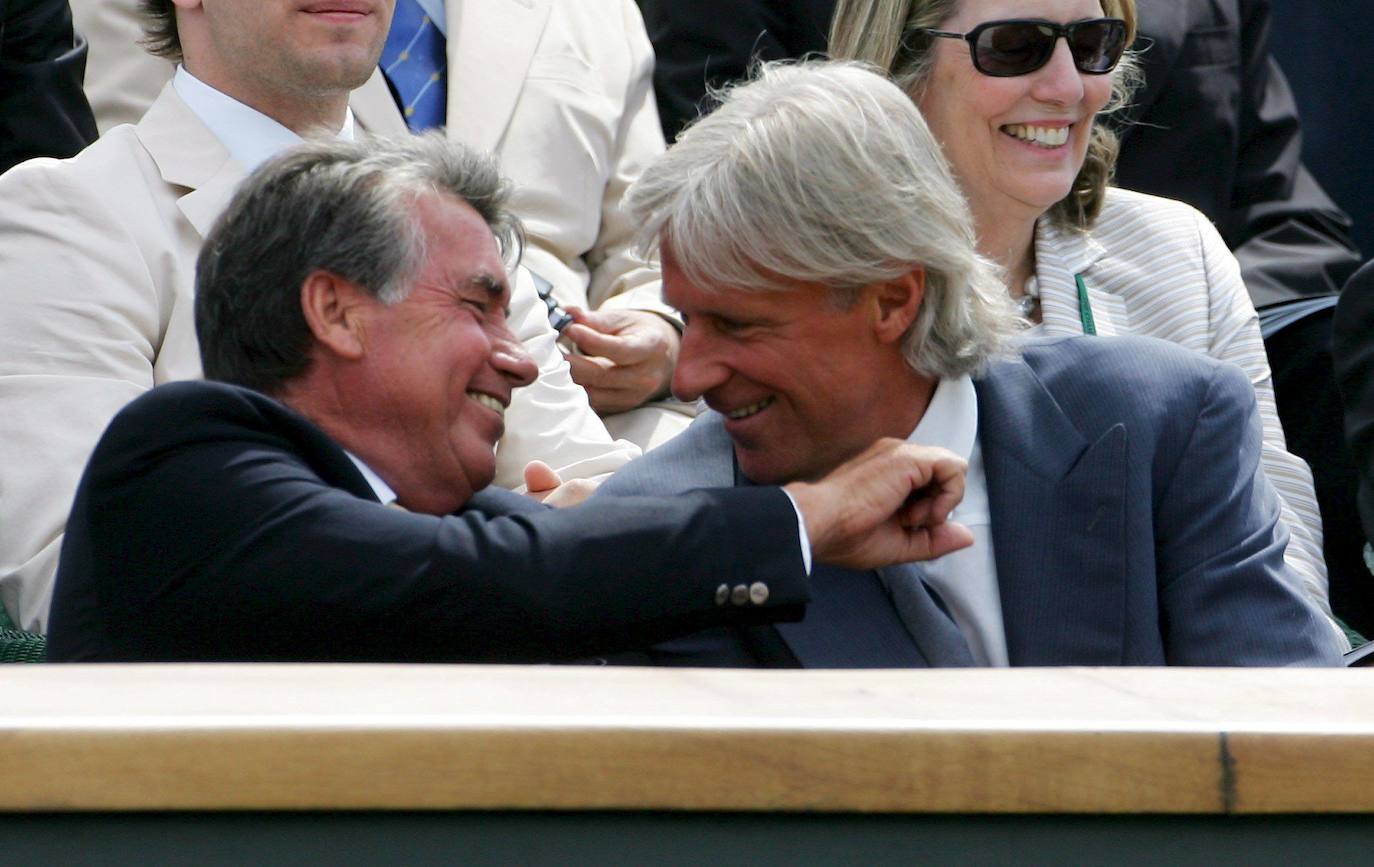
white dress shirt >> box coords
[907,375,1009,666]
[172,66,356,172]
[345,452,399,507]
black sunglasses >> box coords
[919,18,1127,77]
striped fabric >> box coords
[1033,187,1333,626]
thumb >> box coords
[522,460,562,494]
[567,306,621,333]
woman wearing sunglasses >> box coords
[830,0,1338,633]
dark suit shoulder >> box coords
[991,334,1255,462]
[1019,333,1245,408]
[95,380,369,496]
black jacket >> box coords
[0,0,97,173]
[48,381,809,662]
[1115,0,1361,308]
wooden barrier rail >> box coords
[1,665,1371,815]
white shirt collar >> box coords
[344,451,398,506]
[906,375,978,461]
[172,65,356,173]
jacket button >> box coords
[715,584,730,606]
[731,584,750,606]
[749,582,769,605]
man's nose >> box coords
[670,325,726,402]
[491,325,538,388]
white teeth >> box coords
[1004,124,1070,147]
[469,392,505,417]
[726,397,774,420]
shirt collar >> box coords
[344,451,398,506]
[172,65,356,173]
[906,374,978,461]
[413,0,448,36]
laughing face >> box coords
[662,243,914,485]
[350,193,537,513]
[915,0,1114,225]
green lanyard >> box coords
[1075,273,1097,336]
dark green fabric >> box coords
[0,627,46,663]
[1,596,45,662]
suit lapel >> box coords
[724,431,939,668]
[350,69,411,138]
[135,84,244,239]
[1034,217,1129,336]
[445,0,551,152]
[977,358,1129,665]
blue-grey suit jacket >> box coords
[598,335,1343,667]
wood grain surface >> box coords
[1,666,1369,813]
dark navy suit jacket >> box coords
[599,336,1343,667]
[47,381,811,662]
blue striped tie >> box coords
[380,0,446,131]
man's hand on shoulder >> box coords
[786,439,973,570]
[562,308,679,414]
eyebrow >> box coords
[470,273,505,297]
[471,272,511,314]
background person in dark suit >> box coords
[636,0,834,141]
[46,133,974,663]
[1270,0,1374,257]
[0,0,96,173]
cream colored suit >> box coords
[1032,186,1333,624]
[0,84,637,632]
[72,0,697,446]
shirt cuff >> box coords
[780,489,813,575]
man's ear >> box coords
[872,268,925,344]
[299,270,370,361]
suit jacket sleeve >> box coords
[0,0,98,172]
[1153,359,1343,665]
[0,141,177,633]
[1193,207,1332,618]
[497,0,677,323]
[49,386,809,662]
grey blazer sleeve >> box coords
[1154,358,1343,665]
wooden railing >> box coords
[2,665,1371,815]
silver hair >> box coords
[625,59,1020,380]
[196,132,521,395]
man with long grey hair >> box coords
[598,60,1341,668]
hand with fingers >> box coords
[784,439,973,570]
[561,307,680,415]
